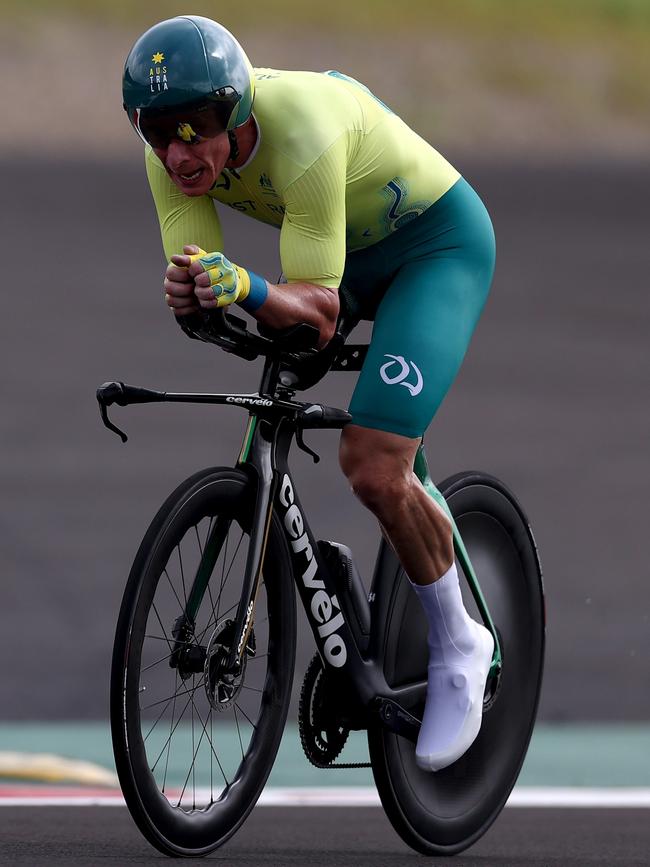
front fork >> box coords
[414,443,503,678]
[170,416,272,675]
[169,515,231,672]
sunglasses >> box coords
[126,91,239,149]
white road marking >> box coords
[1,787,650,807]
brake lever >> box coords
[98,402,128,443]
[96,382,128,443]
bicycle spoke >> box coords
[151,603,174,654]
[191,675,196,808]
[194,524,204,557]
[176,699,209,809]
[199,515,228,635]
[141,677,205,713]
[163,567,185,615]
[205,556,218,638]
[214,529,245,621]
[196,598,239,647]
[202,525,224,645]
[161,672,179,793]
[141,649,175,674]
[145,633,191,645]
[177,544,188,608]
[149,690,196,774]
[233,705,245,760]
[234,701,258,731]
[191,525,241,647]
[204,515,215,554]
[191,524,260,652]
[187,690,229,789]
[143,690,176,743]
[220,521,230,599]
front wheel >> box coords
[110,467,296,856]
[368,471,545,856]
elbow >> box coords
[317,287,340,349]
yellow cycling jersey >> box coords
[145,68,460,288]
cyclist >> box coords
[123,15,496,772]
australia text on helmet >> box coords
[149,52,168,93]
[379,354,423,396]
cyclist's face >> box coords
[154,132,230,197]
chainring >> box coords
[298,653,350,768]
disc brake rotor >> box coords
[204,619,255,712]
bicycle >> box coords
[98,305,545,857]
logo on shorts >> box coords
[379,354,423,397]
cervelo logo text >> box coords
[279,475,347,668]
[237,600,254,655]
[379,354,423,396]
[226,396,273,407]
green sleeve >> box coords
[279,135,347,289]
[145,147,224,263]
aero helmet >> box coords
[122,16,255,147]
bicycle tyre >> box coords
[111,467,296,856]
[368,471,545,856]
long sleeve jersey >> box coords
[145,68,460,288]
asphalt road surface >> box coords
[1,806,649,866]
[2,157,649,720]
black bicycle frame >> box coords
[236,413,426,739]
[97,314,502,742]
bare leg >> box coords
[339,424,453,584]
[340,423,493,771]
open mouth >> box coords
[167,166,205,187]
[175,168,204,184]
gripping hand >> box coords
[189,250,252,309]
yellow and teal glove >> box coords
[189,249,268,311]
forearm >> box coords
[247,281,340,349]
[185,248,340,349]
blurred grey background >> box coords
[1,1,649,722]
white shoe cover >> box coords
[415,621,494,772]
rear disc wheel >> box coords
[368,471,545,855]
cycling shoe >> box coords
[415,621,494,772]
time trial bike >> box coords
[98,305,545,857]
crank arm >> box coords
[373,697,421,744]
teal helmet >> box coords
[123,16,255,146]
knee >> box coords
[347,467,405,515]
[339,432,407,515]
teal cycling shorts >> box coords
[342,177,496,438]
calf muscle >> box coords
[340,425,454,584]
